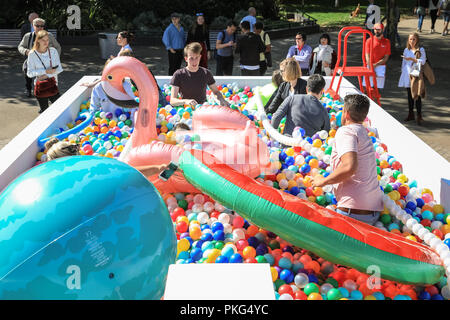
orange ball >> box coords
[242,246,256,259]
[246,225,259,237]
[312,187,323,197]
[441,224,450,235]
[305,261,320,274]
[189,227,202,240]
[307,293,323,300]
[379,160,389,169]
[309,158,319,168]
[299,254,312,265]
[329,129,337,137]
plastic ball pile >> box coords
[36,100,133,163]
[36,81,449,300]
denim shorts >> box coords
[444,11,450,23]
[336,209,381,226]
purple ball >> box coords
[318,160,327,169]
[274,266,282,275]
[282,246,294,254]
[256,243,268,256]
[266,231,277,238]
[105,112,113,119]
[247,236,260,248]
[301,151,310,158]
[311,133,320,140]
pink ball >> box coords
[236,239,249,251]
[233,216,245,228]
[422,193,433,203]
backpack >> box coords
[443,0,450,11]
[214,30,236,59]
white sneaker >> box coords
[430,29,435,34]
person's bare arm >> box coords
[209,83,230,107]
[170,85,197,107]
[135,164,169,177]
[311,152,357,187]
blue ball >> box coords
[416,198,425,208]
[405,201,417,211]
[264,254,275,266]
[278,257,292,270]
[431,294,444,300]
[200,233,213,242]
[350,290,363,300]
[215,255,229,263]
[292,262,304,273]
[444,238,450,249]
[338,287,350,299]
[289,187,300,196]
[422,210,434,220]
[308,274,319,284]
[372,291,384,300]
[211,222,224,233]
[305,137,313,144]
[285,156,295,166]
[278,152,287,162]
[280,269,294,283]
[247,236,259,248]
[229,253,243,263]
[418,291,431,300]
[213,230,225,241]
[200,224,211,231]
[0,156,176,299]
[300,164,311,174]
[177,251,190,260]
[255,243,268,256]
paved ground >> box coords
[0,16,449,161]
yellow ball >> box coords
[116,145,124,152]
[276,173,286,182]
[176,216,189,224]
[285,148,295,156]
[388,191,400,201]
[206,249,221,263]
[67,123,74,129]
[396,173,408,183]
[36,152,44,161]
[189,226,202,240]
[433,204,444,214]
[405,235,417,242]
[177,238,190,253]
[312,139,322,148]
[287,180,298,190]
[270,267,278,282]
[422,188,434,197]
[364,295,377,300]
[308,196,316,203]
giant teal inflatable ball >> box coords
[0,156,177,299]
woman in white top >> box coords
[110,31,135,59]
[27,29,63,113]
[398,32,426,124]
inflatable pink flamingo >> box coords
[101,56,271,194]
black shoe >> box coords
[25,90,32,98]
[38,109,44,114]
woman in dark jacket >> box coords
[186,13,210,68]
[265,58,307,114]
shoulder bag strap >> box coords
[34,50,47,69]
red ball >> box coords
[244,258,257,263]
[432,229,444,239]
[176,221,188,233]
[391,161,402,171]
[294,291,307,300]
[170,208,185,221]
[421,219,432,227]
[236,239,249,251]
[398,186,409,197]
[210,211,221,219]
[305,187,315,197]
[165,95,171,102]
[278,284,294,296]
[425,285,439,296]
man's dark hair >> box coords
[343,94,370,122]
[240,20,250,31]
[254,21,264,30]
[306,74,326,94]
[227,20,238,28]
[296,32,307,42]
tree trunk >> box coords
[335,0,339,8]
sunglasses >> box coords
[35,25,45,28]
[295,37,303,40]
[374,28,382,31]
[196,13,204,16]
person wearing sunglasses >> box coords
[286,32,312,76]
[362,22,391,91]
[162,13,186,76]
[186,13,211,68]
[18,17,61,98]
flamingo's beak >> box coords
[101,80,139,108]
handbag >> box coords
[263,32,272,68]
[33,49,59,98]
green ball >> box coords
[191,134,201,142]
[255,255,267,263]
[304,283,319,295]
[376,166,381,175]
[380,214,391,225]
[383,184,393,193]
[425,226,432,232]
[274,279,286,290]
[326,278,339,288]
[272,182,279,189]
[393,170,401,179]
[316,195,326,206]
[125,119,132,126]
[327,288,342,300]
[325,146,333,155]
[178,199,188,209]
[198,257,207,263]
[215,241,224,250]
[376,158,380,166]
[268,240,280,250]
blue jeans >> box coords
[336,209,381,226]
[418,14,425,30]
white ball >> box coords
[197,212,210,224]
[203,202,215,213]
[232,228,245,241]
[429,237,442,249]
[223,223,232,234]
[215,202,226,212]
[218,213,230,224]
[406,219,418,229]
[417,227,428,239]
[430,221,443,230]
[279,293,293,300]
[423,233,436,244]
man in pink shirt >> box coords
[312,94,383,225]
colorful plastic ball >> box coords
[303,283,320,296]
[307,292,323,300]
[229,253,243,263]
[280,269,294,283]
[294,273,309,289]
[327,288,343,300]
[278,257,292,270]
[350,290,363,300]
